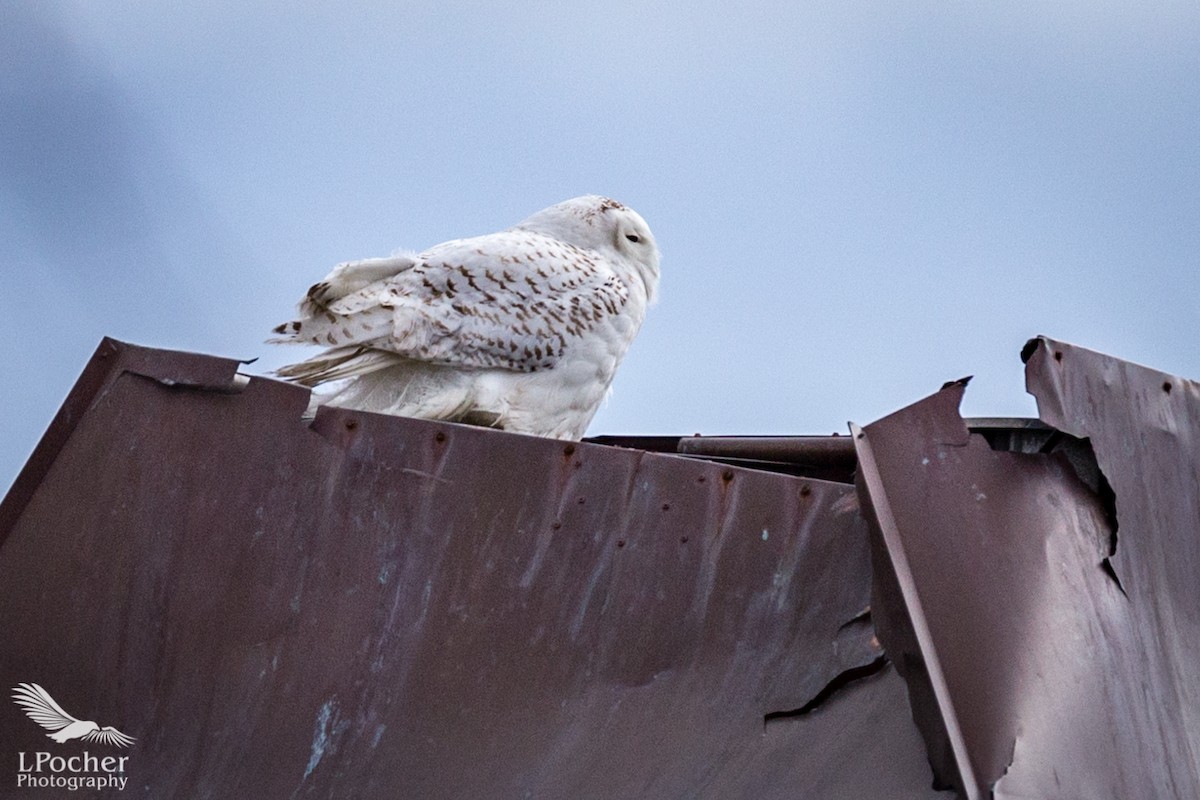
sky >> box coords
[2,2,1198,492]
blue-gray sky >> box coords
[3,2,1198,492]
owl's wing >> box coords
[270,230,630,382]
[82,726,137,748]
[299,253,418,315]
[11,683,80,732]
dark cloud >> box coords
[0,5,240,494]
[0,4,154,257]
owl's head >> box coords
[515,195,660,302]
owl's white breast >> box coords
[472,271,650,439]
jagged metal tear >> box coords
[854,338,1200,799]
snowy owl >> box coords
[269,195,660,440]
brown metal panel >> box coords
[1023,336,1200,796]
[854,372,1199,799]
[0,340,945,798]
[0,338,249,544]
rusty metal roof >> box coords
[0,338,943,798]
[2,335,1198,798]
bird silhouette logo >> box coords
[11,683,136,748]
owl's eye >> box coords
[625,233,641,243]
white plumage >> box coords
[270,195,660,439]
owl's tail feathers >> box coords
[273,347,398,387]
[320,362,476,422]
[276,350,478,424]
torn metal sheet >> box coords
[0,339,946,798]
[1021,336,1200,797]
[854,370,1199,799]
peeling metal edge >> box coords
[1,338,273,545]
[851,421,982,800]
